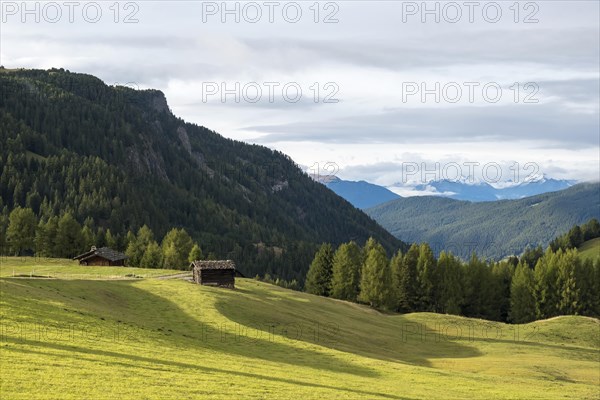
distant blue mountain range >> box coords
[407,177,576,202]
[324,176,576,209]
[324,177,400,209]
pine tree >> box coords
[582,218,600,240]
[437,251,464,315]
[96,227,107,248]
[416,243,437,311]
[397,243,420,312]
[521,245,543,269]
[389,250,403,311]
[462,253,494,319]
[305,243,334,296]
[489,262,513,321]
[509,261,536,323]
[577,258,598,317]
[0,207,8,256]
[6,207,37,256]
[566,226,583,248]
[330,241,362,301]
[358,240,393,309]
[592,260,600,316]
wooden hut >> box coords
[73,246,127,266]
[191,260,235,288]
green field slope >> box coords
[579,238,600,262]
[1,260,599,399]
[0,257,184,279]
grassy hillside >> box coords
[1,259,598,399]
[0,257,184,279]
[366,183,600,259]
[579,238,600,262]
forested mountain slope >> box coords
[0,68,404,280]
[366,183,600,259]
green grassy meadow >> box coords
[579,238,600,262]
[0,257,184,279]
[0,258,599,399]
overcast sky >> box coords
[2,1,599,185]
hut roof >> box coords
[73,246,127,262]
[190,260,235,270]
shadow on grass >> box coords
[2,338,415,400]
[0,278,379,378]
[465,336,599,362]
[212,281,483,368]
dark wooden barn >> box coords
[191,260,235,288]
[73,246,127,266]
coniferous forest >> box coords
[304,219,600,322]
[0,68,404,280]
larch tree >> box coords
[358,240,393,310]
[161,228,194,269]
[126,225,155,267]
[6,207,37,256]
[556,249,581,315]
[188,244,204,263]
[330,241,362,301]
[140,241,163,269]
[509,261,536,323]
[54,212,82,258]
[533,248,560,319]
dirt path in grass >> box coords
[153,272,192,280]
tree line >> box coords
[1,206,207,269]
[304,220,600,323]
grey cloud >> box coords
[245,103,599,149]
[539,78,600,103]
[241,28,599,71]
[5,32,198,49]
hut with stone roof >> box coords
[73,246,127,266]
[191,260,235,288]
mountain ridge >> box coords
[366,182,600,260]
[322,175,577,208]
[0,68,405,280]
[407,177,575,201]
[323,176,401,209]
